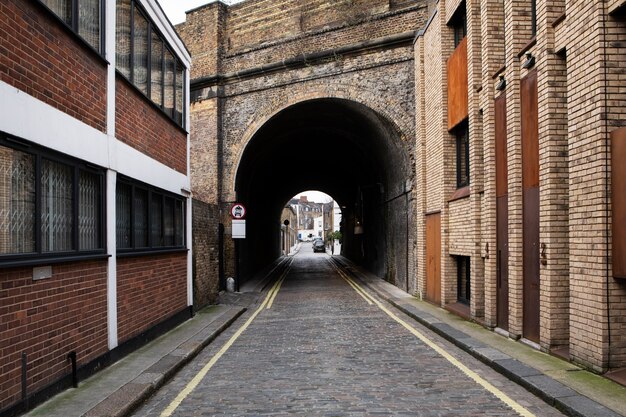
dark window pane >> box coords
[151,31,163,106]
[41,160,73,252]
[163,197,174,246]
[116,182,132,249]
[457,256,471,304]
[134,188,148,247]
[116,0,132,78]
[175,199,184,246]
[175,64,184,125]
[42,0,72,25]
[151,194,162,247]
[133,6,149,94]
[0,146,36,254]
[456,123,470,188]
[78,0,101,52]
[164,49,175,118]
[79,171,101,250]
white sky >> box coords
[294,191,333,204]
[158,0,245,25]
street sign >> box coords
[230,203,246,219]
[232,219,246,239]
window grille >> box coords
[0,136,105,261]
[41,160,74,253]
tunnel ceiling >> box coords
[236,98,407,209]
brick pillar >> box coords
[536,0,569,352]
[479,0,506,328]
[467,0,485,320]
[415,34,427,299]
[503,0,535,339]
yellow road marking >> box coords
[159,273,285,417]
[266,267,289,309]
[331,263,373,305]
[338,266,536,417]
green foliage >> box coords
[327,231,342,242]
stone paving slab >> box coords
[329,256,626,417]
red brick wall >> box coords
[0,261,108,411]
[0,0,107,132]
[116,253,187,344]
[115,76,188,174]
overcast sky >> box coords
[158,0,245,25]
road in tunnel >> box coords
[234,98,413,287]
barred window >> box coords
[40,0,103,53]
[117,178,186,252]
[0,135,105,261]
[116,0,186,128]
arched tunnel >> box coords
[235,98,414,288]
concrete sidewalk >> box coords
[330,256,626,417]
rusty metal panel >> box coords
[497,196,509,330]
[521,70,539,189]
[613,127,626,279]
[521,70,540,342]
[426,213,441,304]
[447,37,468,131]
[522,187,540,342]
[495,94,508,198]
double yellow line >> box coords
[159,265,290,417]
[331,261,536,417]
[266,266,289,309]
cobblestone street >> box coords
[133,246,565,417]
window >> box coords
[456,256,471,305]
[450,1,467,48]
[116,0,186,127]
[116,178,186,252]
[455,120,470,188]
[0,135,105,260]
[40,0,103,53]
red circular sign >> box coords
[230,203,246,219]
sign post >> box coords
[230,203,246,292]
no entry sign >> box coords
[230,203,246,219]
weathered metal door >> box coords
[426,212,441,304]
[521,70,540,342]
[495,94,509,330]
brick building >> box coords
[414,0,626,378]
[0,0,191,414]
[179,0,625,380]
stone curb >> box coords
[83,306,246,417]
[330,256,623,417]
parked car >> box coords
[313,239,326,253]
